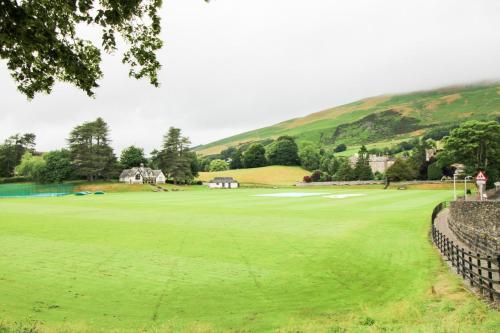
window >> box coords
[135,173,141,180]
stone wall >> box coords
[448,201,500,256]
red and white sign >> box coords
[476,171,488,182]
[476,171,488,188]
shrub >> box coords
[209,159,229,172]
[319,173,332,182]
[310,170,322,182]
[334,144,347,152]
[303,175,312,183]
[386,158,416,181]
[243,144,267,168]
[0,176,30,184]
[427,163,442,180]
[298,142,320,171]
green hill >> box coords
[196,83,500,155]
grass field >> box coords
[197,166,309,186]
[0,188,499,332]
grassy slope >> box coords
[0,189,498,332]
[196,83,500,155]
[197,166,309,186]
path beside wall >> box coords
[448,201,500,256]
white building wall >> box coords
[208,182,238,189]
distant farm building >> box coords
[208,177,239,189]
[119,164,166,184]
[348,155,396,173]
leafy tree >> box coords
[243,144,267,168]
[120,146,147,169]
[220,147,238,161]
[68,118,117,181]
[266,136,300,166]
[333,158,355,181]
[159,127,193,184]
[354,145,373,180]
[386,158,416,181]
[373,171,384,180]
[230,149,243,169]
[39,150,74,183]
[409,139,436,180]
[443,120,500,183]
[188,152,200,178]
[298,142,320,171]
[427,162,442,180]
[15,152,46,181]
[198,157,212,172]
[334,144,347,153]
[319,152,339,176]
[209,159,229,172]
[0,133,36,177]
[0,0,175,98]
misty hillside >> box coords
[196,83,500,155]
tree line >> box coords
[199,120,500,186]
[0,118,199,184]
[1,119,498,186]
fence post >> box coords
[461,248,466,280]
[450,241,455,267]
[477,253,483,294]
[469,251,473,286]
[455,244,460,274]
[446,237,453,260]
[487,256,493,301]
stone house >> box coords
[348,154,396,174]
[119,164,166,184]
[208,177,239,189]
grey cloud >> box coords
[1,0,500,154]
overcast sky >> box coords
[1,0,500,154]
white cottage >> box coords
[208,177,239,189]
[119,164,166,184]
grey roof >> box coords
[209,177,237,183]
[120,167,163,179]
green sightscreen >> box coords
[0,183,74,198]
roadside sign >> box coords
[476,171,488,182]
[475,171,487,201]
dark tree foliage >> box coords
[266,136,300,166]
[443,120,500,185]
[319,152,339,176]
[159,127,194,184]
[39,149,74,183]
[243,143,267,168]
[298,142,320,171]
[310,170,322,182]
[230,149,243,169]
[354,145,373,180]
[187,151,200,178]
[120,145,147,169]
[334,143,347,153]
[148,149,161,169]
[220,147,238,161]
[333,158,355,181]
[0,133,36,177]
[68,117,117,181]
[386,158,416,181]
[0,0,183,98]
[427,162,442,180]
[422,125,458,141]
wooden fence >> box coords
[431,202,500,301]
